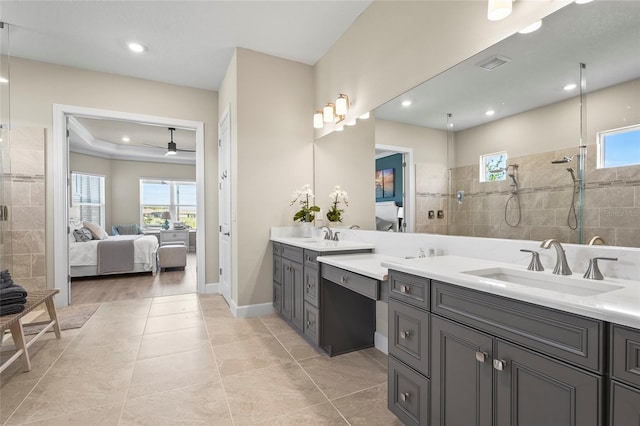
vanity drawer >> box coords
[389,271,430,310]
[272,242,282,256]
[389,299,430,377]
[282,245,304,263]
[388,355,430,426]
[304,266,320,307]
[304,250,319,268]
[322,264,379,300]
[611,324,640,388]
[303,302,320,345]
[432,280,604,373]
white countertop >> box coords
[381,255,640,329]
[317,253,393,281]
[271,236,374,252]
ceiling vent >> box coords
[475,55,512,71]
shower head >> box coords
[551,155,574,164]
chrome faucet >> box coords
[320,226,333,240]
[587,236,606,246]
[540,239,572,275]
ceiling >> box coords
[2,0,372,163]
[1,0,372,91]
[374,1,640,132]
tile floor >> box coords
[1,293,401,425]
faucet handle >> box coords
[520,249,544,271]
[331,231,340,241]
[583,257,617,280]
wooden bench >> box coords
[0,289,61,373]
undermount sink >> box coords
[462,267,624,297]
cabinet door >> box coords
[273,282,282,313]
[610,380,640,425]
[282,259,294,322]
[431,315,493,426]
[495,340,602,426]
[303,302,320,345]
[290,260,304,330]
[273,251,282,284]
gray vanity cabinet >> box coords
[610,325,640,424]
[281,245,304,331]
[272,243,283,313]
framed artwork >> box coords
[375,168,395,198]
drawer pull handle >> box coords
[400,285,411,294]
[306,320,313,327]
[475,351,488,363]
[307,283,313,289]
[493,359,507,371]
[341,276,348,284]
[400,392,410,402]
[400,330,410,339]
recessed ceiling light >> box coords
[448,123,454,128]
[0,77,7,83]
[121,136,130,142]
[574,0,593,4]
[519,20,542,34]
[359,112,370,120]
[564,83,577,91]
[401,100,412,107]
[127,42,146,53]
[485,110,495,116]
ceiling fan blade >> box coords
[176,148,196,152]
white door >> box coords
[218,107,232,304]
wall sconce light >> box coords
[488,0,512,21]
[335,94,350,116]
[313,111,324,129]
[323,103,335,123]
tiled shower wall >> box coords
[448,144,640,248]
[1,128,46,291]
[414,163,448,234]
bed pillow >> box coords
[376,216,395,232]
[73,227,93,242]
[83,221,109,240]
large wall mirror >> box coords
[314,1,640,248]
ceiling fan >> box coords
[164,127,195,156]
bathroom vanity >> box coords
[271,237,384,355]
[382,255,640,426]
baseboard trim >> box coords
[375,331,388,354]
[232,301,275,318]
[204,282,219,294]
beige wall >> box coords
[315,118,375,230]
[8,57,218,285]
[70,152,196,234]
[232,49,314,306]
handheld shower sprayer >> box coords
[567,167,577,183]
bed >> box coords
[69,235,159,277]
[375,201,399,232]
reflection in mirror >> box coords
[368,1,640,247]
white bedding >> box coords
[375,201,399,232]
[69,235,158,269]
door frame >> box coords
[218,104,232,305]
[375,144,415,233]
[52,104,206,306]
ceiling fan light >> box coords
[335,94,349,116]
[313,111,324,129]
[165,150,177,156]
[323,104,335,123]
[488,0,512,21]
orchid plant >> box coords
[326,185,349,223]
[290,184,320,223]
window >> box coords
[71,172,106,227]
[140,179,197,229]
[479,151,507,182]
[597,124,640,168]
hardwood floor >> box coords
[70,253,197,304]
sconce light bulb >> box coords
[335,94,349,116]
[313,112,324,129]
[323,104,335,123]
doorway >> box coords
[375,144,414,232]
[53,105,206,307]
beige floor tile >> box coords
[275,331,322,361]
[127,347,219,399]
[223,362,327,424]
[214,335,294,377]
[50,341,139,374]
[198,295,233,318]
[143,310,204,334]
[90,299,152,321]
[0,378,39,424]
[6,368,131,425]
[137,326,210,360]
[260,313,295,335]
[147,299,200,317]
[151,292,197,304]
[206,316,273,346]
[299,351,387,399]
[18,403,124,426]
[332,383,402,426]
[259,401,348,425]
[362,347,388,369]
[121,380,232,426]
